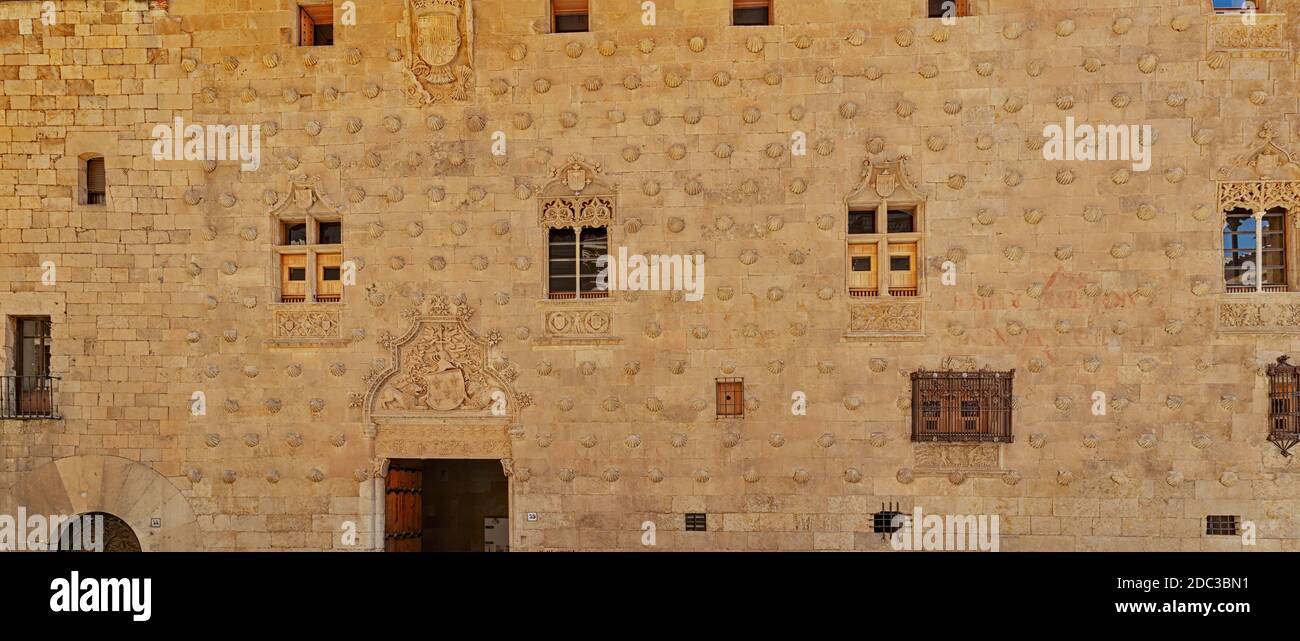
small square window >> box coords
[887,209,915,233]
[733,0,771,26]
[873,510,904,534]
[288,267,306,281]
[685,513,707,532]
[299,5,333,46]
[890,256,911,272]
[848,209,877,234]
[928,0,970,19]
[851,257,873,272]
[716,378,744,417]
[322,267,340,281]
[319,221,342,245]
[553,0,589,33]
[1206,515,1239,536]
[283,222,307,246]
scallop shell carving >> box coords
[918,63,938,79]
[688,36,707,53]
[1165,470,1183,487]
[865,65,883,81]
[975,61,994,77]
[946,174,966,190]
[1137,53,1158,74]
[847,29,867,46]
[895,28,914,47]
[895,100,916,119]
[897,469,914,484]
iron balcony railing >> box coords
[0,375,61,419]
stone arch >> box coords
[15,455,200,551]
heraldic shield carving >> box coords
[403,0,474,103]
[364,294,528,425]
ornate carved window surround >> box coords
[263,175,352,347]
[843,157,927,342]
[536,155,622,346]
[1215,123,1300,333]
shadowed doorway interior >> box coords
[385,459,509,552]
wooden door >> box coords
[385,464,423,552]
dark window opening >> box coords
[851,257,872,271]
[322,267,340,281]
[299,5,333,46]
[319,221,342,245]
[890,256,911,272]
[547,226,609,299]
[1205,515,1239,536]
[716,378,744,418]
[848,208,877,234]
[928,0,970,19]
[553,0,589,33]
[283,223,307,246]
[685,513,707,532]
[873,504,905,534]
[288,268,307,281]
[911,369,1014,443]
[85,157,105,205]
[733,0,771,25]
[887,209,915,233]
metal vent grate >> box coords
[685,513,707,532]
[1206,515,1239,536]
[873,502,904,534]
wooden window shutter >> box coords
[280,254,308,302]
[316,252,342,302]
[86,157,105,192]
[299,8,314,46]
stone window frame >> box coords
[1216,122,1300,294]
[844,158,926,299]
[732,0,773,26]
[538,156,617,302]
[267,175,347,306]
[296,3,334,47]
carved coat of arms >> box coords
[405,0,473,103]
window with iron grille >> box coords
[1205,515,1239,536]
[1266,355,1300,456]
[910,369,1013,443]
[685,513,707,531]
[3,316,59,419]
[716,378,744,418]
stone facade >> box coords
[3,0,1300,551]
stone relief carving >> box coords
[914,443,1001,471]
[403,0,474,103]
[365,294,522,423]
[849,301,924,334]
[273,308,342,339]
[538,155,617,229]
[1209,12,1288,57]
[268,174,343,219]
[1218,300,1300,333]
[545,309,611,337]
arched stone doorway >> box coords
[56,512,143,552]
[16,455,200,551]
